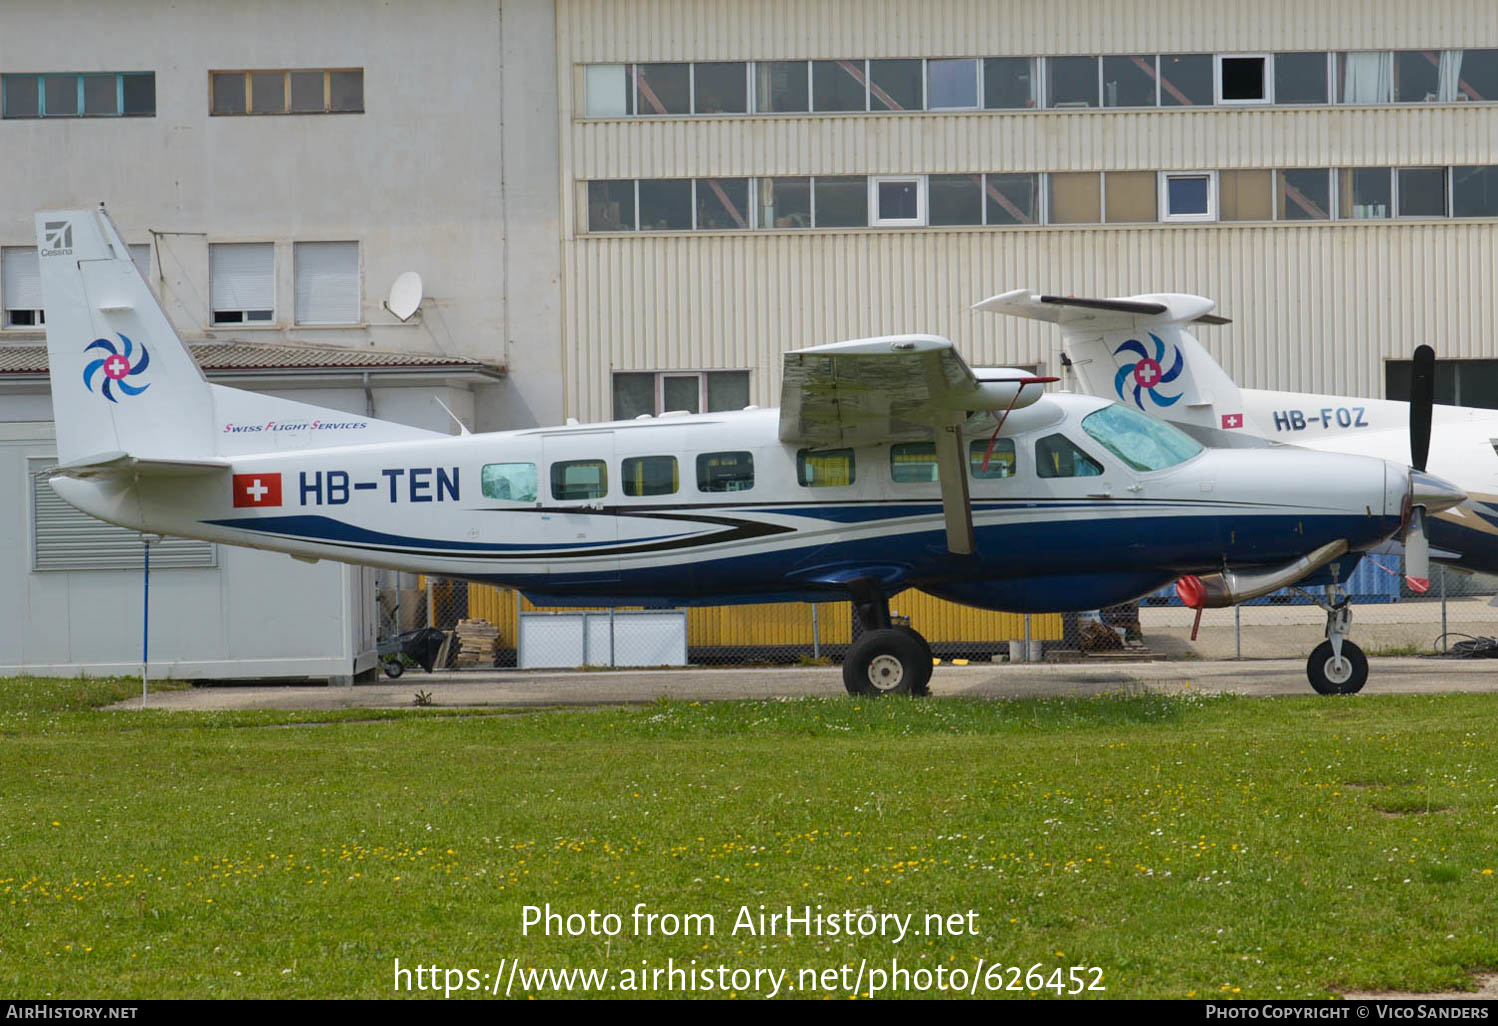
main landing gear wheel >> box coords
[1307,640,1367,695]
[843,628,931,697]
[892,625,934,697]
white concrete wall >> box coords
[0,0,564,430]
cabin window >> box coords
[1081,405,1203,471]
[697,451,754,492]
[481,462,538,502]
[890,442,939,483]
[1035,434,1104,478]
[622,455,678,496]
[968,438,1017,478]
[797,448,855,486]
[550,459,608,500]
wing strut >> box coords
[935,425,974,555]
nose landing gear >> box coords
[1297,583,1368,695]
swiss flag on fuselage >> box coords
[233,472,283,508]
[1221,413,1244,429]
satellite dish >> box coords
[384,271,423,322]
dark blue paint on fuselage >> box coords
[1429,515,1498,577]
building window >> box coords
[869,59,923,111]
[1103,56,1157,107]
[551,460,608,501]
[621,455,679,497]
[31,459,215,571]
[928,174,984,226]
[869,176,925,226]
[1046,56,1099,108]
[1453,166,1498,218]
[813,60,867,112]
[797,448,855,487]
[1397,168,1448,217]
[1338,167,1393,219]
[983,57,1037,109]
[1104,171,1158,223]
[1217,55,1270,103]
[1392,50,1465,103]
[813,176,868,227]
[1048,172,1101,224]
[1459,50,1498,101]
[757,177,811,228]
[612,370,751,419]
[1218,169,1274,221]
[2,248,42,327]
[1159,54,1213,106]
[481,462,538,502]
[1277,169,1332,220]
[969,438,1017,478]
[927,59,979,110]
[1274,52,1329,104]
[986,173,1040,225]
[1161,173,1215,221]
[584,65,632,116]
[209,242,275,325]
[1,72,154,118]
[696,178,751,230]
[697,451,754,492]
[635,63,690,115]
[756,61,809,113]
[638,179,693,230]
[293,241,360,325]
[1386,358,1498,410]
[1338,52,1393,104]
[693,62,748,113]
[588,180,636,231]
[210,69,362,115]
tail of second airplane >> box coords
[38,206,438,469]
[973,290,1265,447]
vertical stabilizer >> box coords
[973,290,1262,446]
[38,207,215,464]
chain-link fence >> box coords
[374,558,1496,672]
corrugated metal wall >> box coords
[564,224,1498,419]
[554,0,1498,421]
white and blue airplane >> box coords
[977,290,1498,593]
[38,208,1463,696]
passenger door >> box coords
[541,430,618,584]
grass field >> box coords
[3,676,1498,999]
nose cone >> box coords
[1410,470,1466,513]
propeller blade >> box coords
[1406,505,1431,594]
[1409,344,1435,472]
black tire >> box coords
[892,625,934,697]
[1307,640,1367,695]
[383,659,405,679]
[842,628,929,697]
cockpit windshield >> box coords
[1080,403,1203,472]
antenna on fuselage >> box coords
[431,395,472,436]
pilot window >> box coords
[968,438,1017,478]
[622,455,678,496]
[697,451,755,492]
[890,442,938,483]
[1080,404,1203,471]
[480,462,538,502]
[550,459,608,500]
[797,448,856,487]
[1035,434,1104,478]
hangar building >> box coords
[1,0,1493,677]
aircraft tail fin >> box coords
[974,289,1258,445]
[39,206,440,466]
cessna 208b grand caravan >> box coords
[39,208,1461,696]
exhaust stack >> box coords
[1175,539,1351,610]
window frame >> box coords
[1394,166,1450,219]
[208,241,276,327]
[1159,171,1217,222]
[1,72,155,119]
[869,175,927,227]
[480,462,539,503]
[795,447,857,488]
[292,240,361,326]
[1215,53,1273,105]
[612,370,752,419]
[695,451,756,493]
[209,68,363,116]
[620,454,680,497]
[549,459,610,501]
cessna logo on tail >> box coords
[41,220,73,256]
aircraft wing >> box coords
[778,334,1052,555]
[50,452,231,479]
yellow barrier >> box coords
[461,584,1063,649]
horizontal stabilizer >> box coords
[973,289,1230,329]
[51,452,230,479]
